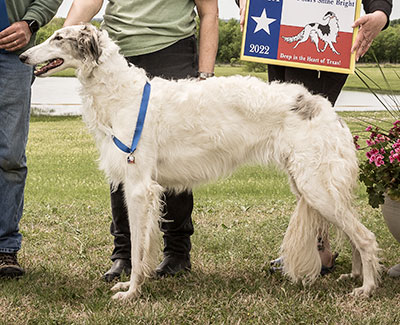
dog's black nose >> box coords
[19,54,27,63]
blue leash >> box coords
[112,81,151,164]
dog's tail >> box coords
[280,197,327,284]
[282,29,305,43]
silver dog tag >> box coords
[127,154,135,164]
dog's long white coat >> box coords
[21,25,380,301]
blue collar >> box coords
[112,81,151,164]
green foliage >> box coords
[35,18,101,45]
[361,24,400,64]
[391,19,400,26]
[35,18,65,45]
[217,19,241,63]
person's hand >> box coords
[239,0,247,31]
[351,10,387,61]
[0,21,32,52]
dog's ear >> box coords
[77,25,102,64]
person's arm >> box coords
[0,21,32,51]
[0,0,63,52]
[63,0,104,27]
[362,0,392,28]
[195,0,219,77]
[236,0,246,32]
[351,0,393,61]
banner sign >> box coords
[240,0,362,74]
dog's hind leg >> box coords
[111,179,160,301]
[338,240,362,280]
[335,221,380,297]
[333,215,379,297]
[288,174,380,297]
[293,27,311,49]
[310,31,320,52]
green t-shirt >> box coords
[103,0,197,57]
[5,0,63,52]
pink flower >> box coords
[365,126,373,132]
[374,154,385,167]
[389,150,400,163]
[366,139,375,146]
[375,134,388,143]
[366,148,378,159]
[366,148,386,167]
[353,136,360,150]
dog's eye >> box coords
[54,36,63,41]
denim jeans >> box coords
[0,52,33,253]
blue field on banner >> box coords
[243,0,283,60]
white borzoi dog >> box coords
[21,24,379,301]
[282,11,340,55]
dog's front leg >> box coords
[111,181,150,301]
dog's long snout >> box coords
[19,53,28,64]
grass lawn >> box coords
[1,112,399,324]
[215,64,400,93]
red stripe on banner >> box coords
[277,25,353,69]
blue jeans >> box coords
[0,52,33,254]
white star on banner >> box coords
[251,8,276,35]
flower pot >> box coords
[381,194,400,244]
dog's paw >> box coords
[111,281,130,292]
[111,289,140,301]
[337,273,359,282]
[350,285,375,298]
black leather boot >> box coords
[103,184,131,282]
[109,184,131,262]
[155,254,191,277]
[155,190,194,278]
[102,258,132,282]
